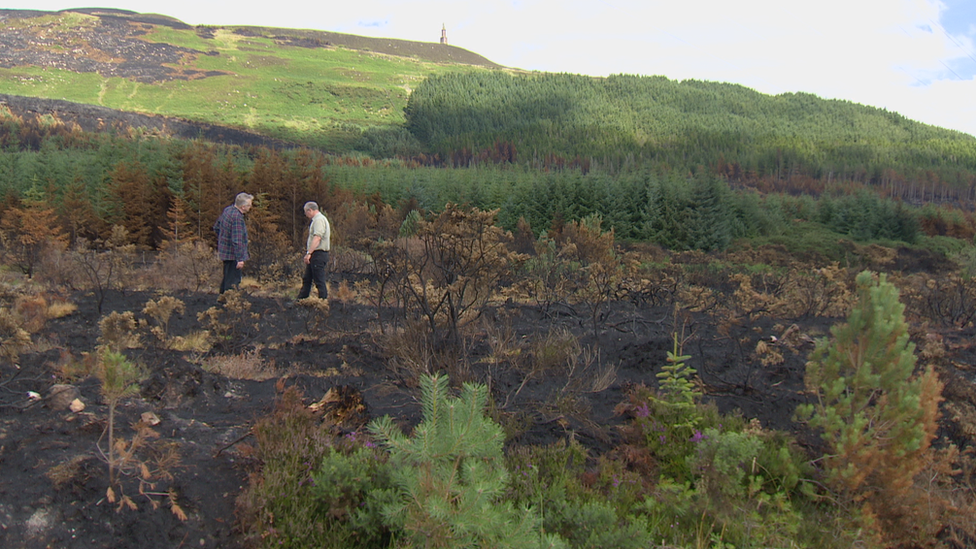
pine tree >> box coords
[686,174,733,251]
[243,192,289,274]
[160,193,195,249]
[369,373,563,549]
[181,143,242,240]
[105,160,155,248]
[60,177,105,244]
[0,181,68,277]
[643,176,690,249]
[798,270,943,538]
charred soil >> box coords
[0,281,975,548]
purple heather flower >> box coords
[635,402,650,418]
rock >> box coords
[69,399,85,413]
[141,411,161,426]
[46,385,80,411]
[25,507,54,539]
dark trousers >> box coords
[220,260,242,294]
[298,250,329,299]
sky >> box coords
[17,0,976,138]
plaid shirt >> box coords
[213,205,249,262]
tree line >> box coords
[0,108,970,268]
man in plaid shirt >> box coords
[213,192,253,294]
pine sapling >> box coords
[369,373,564,548]
[656,333,697,407]
[797,270,943,538]
[97,350,145,486]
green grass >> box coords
[0,16,495,151]
[917,234,972,258]
[746,221,850,262]
[141,26,217,51]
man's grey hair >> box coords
[235,192,254,207]
[303,201,320,212]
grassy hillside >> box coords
[0,8,501,151]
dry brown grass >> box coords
[13,293,49,333]
[166,331,212,353]
[333,279,357,304]
[528,325,579,372]
[502,325,588,407]
[561,345,616,394]
[46,454,95,489]
[584,356,618,393]
[202,350,277,381]
[47,299,77,319]
[5,292,77,343]
[482,314,523,370]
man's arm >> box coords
[304,235,322,264]
[306,235,322,254]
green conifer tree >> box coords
[369,373,564,549]
[798,270,943,537]
[686,174,733,251]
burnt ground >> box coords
[0,284,974,549]
[0,8,501,81]
[0,93,303,152]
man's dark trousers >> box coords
[220,260,242,294]
[298,250,329,299]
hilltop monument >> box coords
[440,24,448,45]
